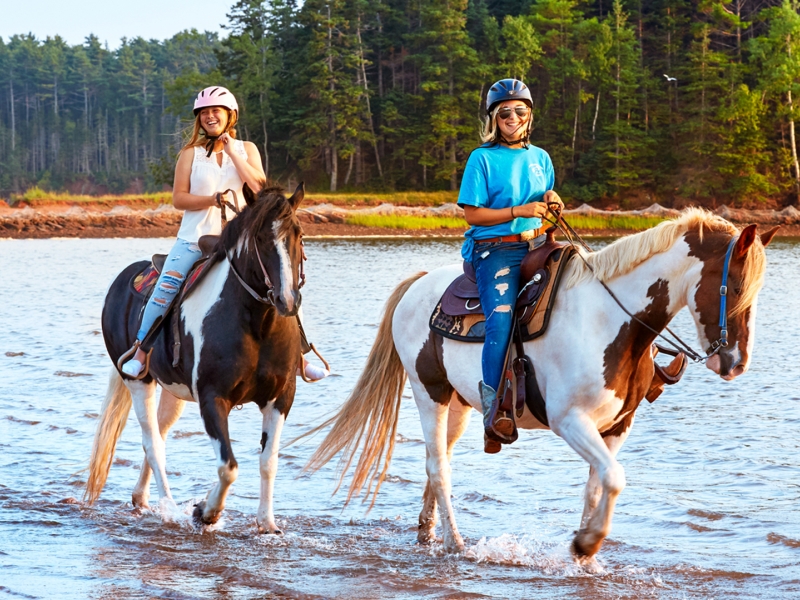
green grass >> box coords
[306,191,459,207]
[344,214,468,230]
[563,214,667,230]
[11,187,172,207]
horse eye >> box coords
[734,287,742,296]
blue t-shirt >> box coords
[458,143,555,259]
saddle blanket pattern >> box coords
[130,258,212,299]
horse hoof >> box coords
[257,522,283,535]
[192,501,219,528]
[131,495,150,509]
[571,529,600,560]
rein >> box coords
[544,206,734,363]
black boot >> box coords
[480,381,516,453]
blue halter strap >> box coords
[710,235,738,353]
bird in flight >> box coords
[663,74,677,82]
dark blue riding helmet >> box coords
[486,79,532,114]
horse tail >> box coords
[303,271,426,509]
[85,368,132,504]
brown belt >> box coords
[477,228,542,244]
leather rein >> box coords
[544,205,734,363]
[215,190,306,307]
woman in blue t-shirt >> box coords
[457,78,563,454]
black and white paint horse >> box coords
[86,185,305,532]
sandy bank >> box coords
[2,202,799,239]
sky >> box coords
[2,0,231,47]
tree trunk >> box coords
[344,151,354,186]
[592,90,600,141]
[356,15,384,181]
[9,78,15,152]
[789,36,800,205]
[327,4,337,192]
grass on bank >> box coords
[306,190,459,207]
[564,214,668,230]
[344,213,666,231]
[345,214,468,229]
[11,186,171,207]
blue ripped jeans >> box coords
[136,238,202,342]
[471,241,530,391]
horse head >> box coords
[687,222,779,381]
[231,183,305,317]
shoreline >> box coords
[3,204,799,240]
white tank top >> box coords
[176,139,248,243]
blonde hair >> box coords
[480,107,501,144]
[182,107,238,151]
[563,207,767,316]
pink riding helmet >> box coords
[193,86,239,116]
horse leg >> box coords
[580,425,632,530]
[132,389,185,508]
[413,383,466,553]
[418,393,472,545]
[194,397,237,526]
[256,398,288,535]
[554,412,627,561]
[128,379,174,504]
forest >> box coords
[1,0,799,207]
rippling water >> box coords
[1,236,798,599]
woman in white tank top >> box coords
[120,87,264,377]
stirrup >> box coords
[298,344,331,384]
[116,341,152,380]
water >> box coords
[1,236,798,599]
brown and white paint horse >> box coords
[85,185,305,533]
[306,209,777,561]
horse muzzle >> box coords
[706,348,748,381]
[273,290,301,317]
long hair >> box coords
[182,108,238,151]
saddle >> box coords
[130,235,222,366]
[430,229,574,343]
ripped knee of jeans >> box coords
[493,267,511,279]
[152,296,169,307]
[157,280,181,294]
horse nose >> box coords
[275,291,301,317]
[718,349,747,381]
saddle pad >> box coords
[129,257,213,299]
[429,246,575,343]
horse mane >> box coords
[219,186,298,253]
[563,207,767,315]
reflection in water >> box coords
[0,237,798,599]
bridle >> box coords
[216,191,306,307]
[545,206,737,363]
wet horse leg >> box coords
[128,379,174,505]
[414,383,466,553]
[194,396,237,526]
[580,425,632,530]
[256,398,288,534]
[132,389,185,508]
[555,412,627,560]
[418,394,472,545]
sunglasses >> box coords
[497,106,530,120]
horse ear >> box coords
[759,225,780,248]
[242,183,257,207]
[735,224,758,259]
[288,182,305,210]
